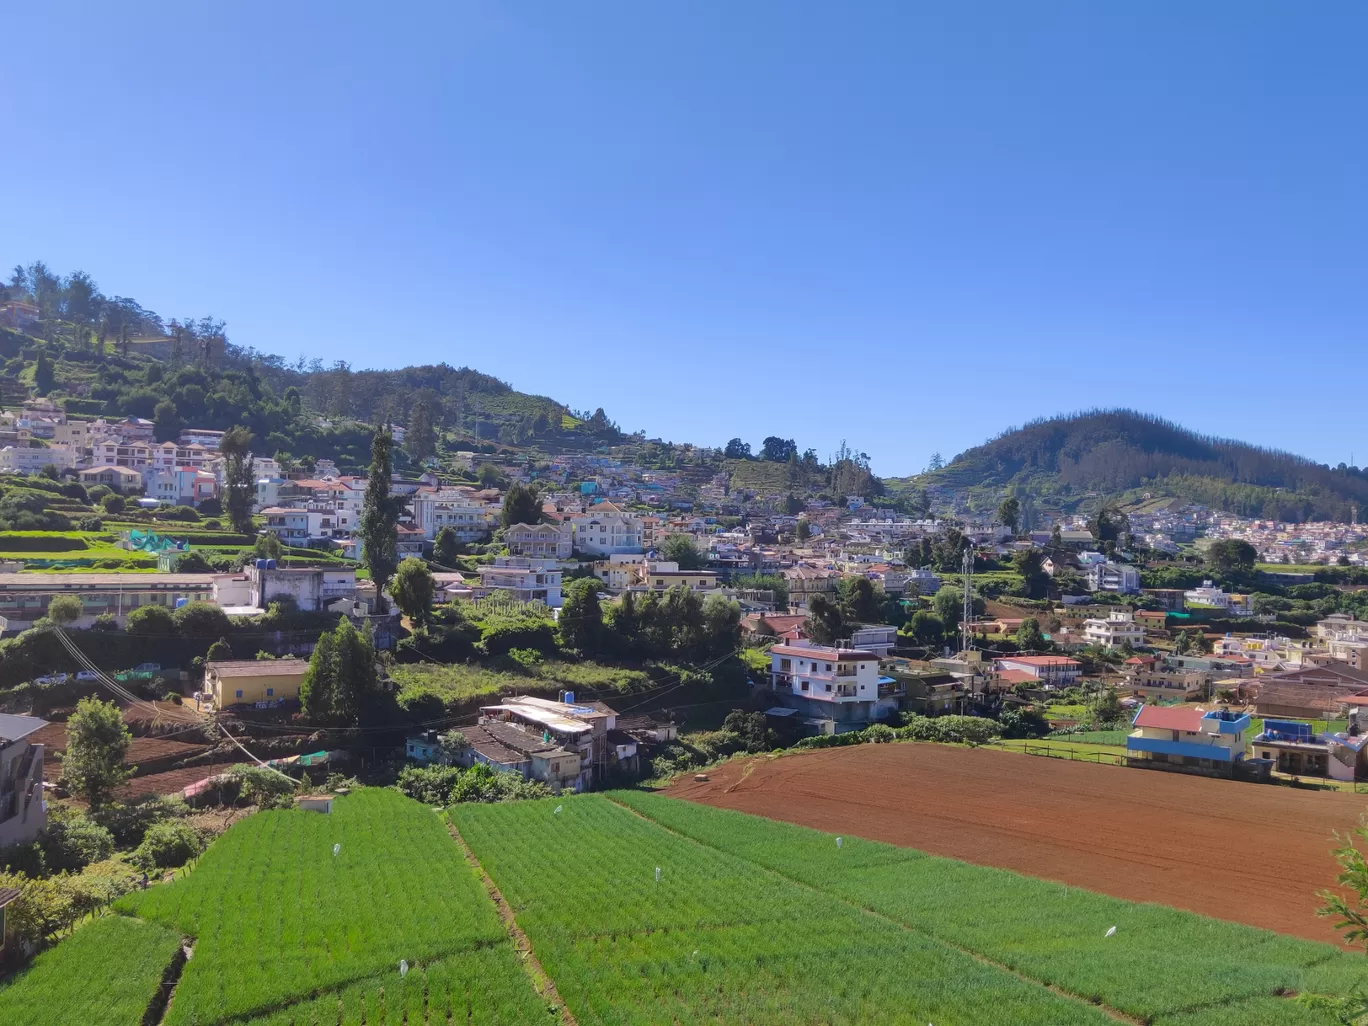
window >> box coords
[824,683,832,692]
[266,688,274,697]
[800,681,808,691]
[235,689,243,698]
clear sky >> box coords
[4,2,1366,476]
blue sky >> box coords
[4,2,1366,476]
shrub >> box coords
[126,604,175,635]
[46,813,115,872]
[131,820,205,871]
[101,493,125,513]
[896,714,1000,746]
[480,618,557,657]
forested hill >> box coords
[927,409,1368,522]
[0,261,621,469]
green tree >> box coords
[1012,548,1050,600]
[173,601,231,637]
[1088,686,1124,724]
[837,575,882,623]
[997,496,1021,535]
[931,528,969,572]
[1015,617,1046,652]
[63,697,133,807]
[391,557,435,621]
[1207,538,1258,576]
[501,480,541,528]
[433,526,462,566]
[206,637,233,661]
[405,398,437,462]
[759,437,797,462]
[101,492,125,513]
[126,604,175,635]
[933,587,962,635]
[47,594,83,625]
[300,618,377,723]
[33,352,55,395]
[219,426,256,534]
[723,438,751,459]
[438,729,471,764]
[559,577,605,655]
[254,533,283,561]
[153,398,183,443]
[906,610,945,646]
[360,428,402,606]
[660,533,707,570]
[804,594,845,645]
[1316,825,1368,953]
[796,518,812,541]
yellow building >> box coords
[205,659,310,710]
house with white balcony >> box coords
[1126,705,1249,775]
[1086,562,1141,595]
[570,506,644,556]
[410,489,499,542]
[1184,581,1252,615]
[768,641,900,733]
[506,521,573,559]
[473,556,563,607]
[993,655,1081,687]
[93,440,152,469]
[0,445,76,474]
[1083,610,1145,650]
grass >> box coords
[992,738,1129,759]
[0,913,183,1026]
[118,788,543,1026]
[1048,729,1130,746]
[611,791,1368,1025]
[1046,703,1091,719]
[453,795,1111,1025]
[392,659,651,713]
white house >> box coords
[410,489,499,542]
[1086,562,1141,595]
[570,507,644,556]
[1083,610,1145,650]
[1184,580,1252,614]
[0,445,76,473]
[993,656,1082,687]
[473,556,563,607]
[768,641,897,733]
[506,521,574,560]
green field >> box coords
[0,914,183,1026]
[1047,729,1131,745]
[392,659,651,713]
[608,792,1368,1025]
[116,789,545,1025]
[453,796,1110,1025]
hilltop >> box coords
[908,409,1368,522]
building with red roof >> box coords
[993,655,1081,687]
[1126,704,1250,773]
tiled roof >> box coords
[1133,705,1205,731]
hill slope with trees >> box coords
[918,409,1368,522]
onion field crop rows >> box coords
[613,791,1368,1026]
[118,788,538,1026]
[452,796,1115,1025]
[0,914,182,1026]
[238,947,549,1026]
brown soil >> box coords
[665,743,1368,945]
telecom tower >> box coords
[960,546,974,654]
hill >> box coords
[916,409,1368,522]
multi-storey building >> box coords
[570,507,644,556]
[505,522,573,559]
[768,641,900,733]
[473,556,563,607]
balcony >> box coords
[1126,734,1239,762]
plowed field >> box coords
[666,743,1368,944]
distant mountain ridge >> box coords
[925,409,1368,522]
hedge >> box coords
[0,533,89,552]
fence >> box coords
[1002,741,1126,767]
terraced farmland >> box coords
[118,788,547,1026]
[613,790,1368,1025]
[0,914,183,1026]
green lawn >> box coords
[1046,729,1130,746]
[392,659,652,714]
[993,738,1129,759]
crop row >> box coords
[119,788,530,1026]
[238,947,550,1026]
[613,791,1368,1025]
[452,796,1114,1025]
[0,914,182,1026]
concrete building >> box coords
[768,641,899,734]
[244,564,357,613]
[993,655,1082,687]
[570,508,644,556]
[0,572,215,630]
[1127,705,1249,773]
[0,445,76,473]
[204,659,311,711]
[1086,562,1141,595]
[1083,610,1145,650]
[478,695,622,790]
[78,465,145,493]
[505,521,574,560]
[472,557,562,607]
[0,714,47,848]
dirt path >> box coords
[665,743,1368,945]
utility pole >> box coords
[961,546,973,655]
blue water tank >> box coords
[256,559,267,570]
[564,691,575,705]
[266,559,277,569]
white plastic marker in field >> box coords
[554,805,563,815]
[1105,926,1117,938]
[655,867,662,884]
[836,836,843,849]
[399,960,409,977]
[332,843,340,857]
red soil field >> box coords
[666,743,1368,945]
